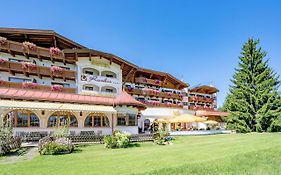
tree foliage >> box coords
[223,38,281,132]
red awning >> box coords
[0,88,146,109]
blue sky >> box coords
[1,0,281,106]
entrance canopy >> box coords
[0,100,116,113]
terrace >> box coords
[0,60,76,81]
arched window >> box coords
[101,71,117,78]
[84,113,109,127]
[4,110,40,127]
[48,112,78,127]
[83,84,99,92]
[101,86,117,94]
[83,68,99,76]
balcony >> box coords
[188,96,215,103]
[135,77,162,86]
[0,39,76,63]
[189,105,215,111]
[0,60,76,80]
[139,100,183,108]
[0,80,76,93]
[125,87,183,100]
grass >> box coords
[0,133,281,175]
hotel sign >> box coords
[81,74,120,85]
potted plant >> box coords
[0,58,6,64]
[50,66,64,74]
[21,62,37,70]
[22,82,38,89]
[22,41,37,51]
[49,47,62,56]
[0,36,7,46]
[51,85,63,92]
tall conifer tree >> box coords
[223,38,281,132]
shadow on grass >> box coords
[5,147,30,157]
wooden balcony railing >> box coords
[189,106,215,111]
[135,77,162,86]
[188,96,215,103]
[0,80,76,93]
[0,39,76,63]
[139,100,183,108]
[125,87,183,100]
[0,60,76,80]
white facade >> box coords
[76,57,122,96]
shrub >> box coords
[39,126,73,155]
[104,130,130,149]
[39,137,74,155]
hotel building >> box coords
[0,28,227,135]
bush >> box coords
[39,126,74,155]
[39,137,74,155]
[104,130,130,149]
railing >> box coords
[140,100,183,108]
[0,60,76,80]
[125,87,183,100]
[188,96,215,103]
[0,80,76,93]
[0,39,76,63]
[189,106,215,111]
[135,77,162,86]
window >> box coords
[9,58,22,62]
[48,112,78,127]
[85,70,93,75]
[128,114,137,126]
[105,89,113,93]
[9,77,31,83]
[117,114,126,126]
[84,86,94,91]
[106,74,113,78]
[51,82,70,88]
[4,110,39,127]
[84,113,109,127]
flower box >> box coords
[0,58,6,64]
[50,66,64,74]
[22,41,37,51]
[22,82,38,89]
[154,80,160,85]
[0,36,7,46]
[51,85,63,92]
[49,47,62,56]
[21,62,37,70]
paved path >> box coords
[0,147,39,164]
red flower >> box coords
[51,85,63,91]
[49,47,62,56]
[22,82,38,89]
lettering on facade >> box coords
[81,75,120,85]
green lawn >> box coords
[1,133,281,175]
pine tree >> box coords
[223,38,281,132]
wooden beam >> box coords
[150,73,154,79]
[120,63,125,70]
[53,35,57,47]
[89,53,92,61]
[124,68,136,82]
[110,57,113,65]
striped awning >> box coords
[0,100,116,113]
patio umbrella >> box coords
[204,120,218,124]
[155,118,168,123]
[169,114,205,123]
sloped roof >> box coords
[114,90,146,110]
[0,88,145,110]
